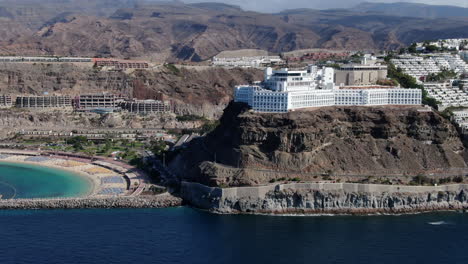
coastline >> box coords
[0,160,98,197]
[1,152,468,215]
[0,150,184,210]
[0,150,135,198]
[180,181,468,215]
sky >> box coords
[182,0,468,12]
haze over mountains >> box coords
[0,0,467,61]
[353,2,468,19]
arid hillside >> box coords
[170,102,467,187]
[0,1,467,60]
[0,63,263,117]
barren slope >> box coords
[1,2,468,60]
[170,102,467,187]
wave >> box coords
[427,221,451,225]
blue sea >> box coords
[0,208,466,264]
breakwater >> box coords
[0,194,182,209]
[181,182,468,214]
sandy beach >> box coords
[0,151,133,198]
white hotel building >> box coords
[234,66,422,113]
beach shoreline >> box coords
[0,150,137,199]
[0,160,98,197]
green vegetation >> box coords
[424,44,440,53]
[65,136,89,151]
[176,114,208,122]
[269,177,302,183]
[386,62,422,88]
[200,120,220,134]
[325,63,341,69]
[408,43,418,53]
[385,59,440,109]
[453,176,464,183]
[150,140,168,157]
[426,69,458,82]
[408,175,464,186]
[164,63,180,75]
[410,175,435,186]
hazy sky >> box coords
[183,0,468,12]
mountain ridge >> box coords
[352,2,468,19]
[0,1,467,60]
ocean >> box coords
[0,162,467,264]
[0,208,466,264]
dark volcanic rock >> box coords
[170,102,467,187]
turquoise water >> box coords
[0,208,466,264]
[0,161,92,199]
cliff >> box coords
[170,102,467,187]
[181,182,468,214]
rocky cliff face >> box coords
[181,182,468,214]
[171,102,467,187]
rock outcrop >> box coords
[170,102,467,187]
[181,182,468,214]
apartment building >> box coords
[0,56,92,63]
[15,96,72,108]
[424,82,468,109]
[74,93,120,110]
[120,100,171,113]
[212,56,284,68]
[93,59,149,70]
[391,54,468,80]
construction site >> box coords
[0,95,12,108]
[121,100,171,114]
[15,96,72,108]
[0,93,172,114]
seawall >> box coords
[0,194,182,210]
[181,182,468,214]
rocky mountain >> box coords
[170,102,467,187]
[0,1,468,60]
[352,2,468,19]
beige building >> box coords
[334,65,388,86]
[0,95,12,108]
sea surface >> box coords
[0,208,467,264]
[0,162,467,263]
[0,161,92,198]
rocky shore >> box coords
[0,194,182,210]
[181,182,468,215]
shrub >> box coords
[453,176,464,183]
[410,175,436,186]
[164,63,180,74]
